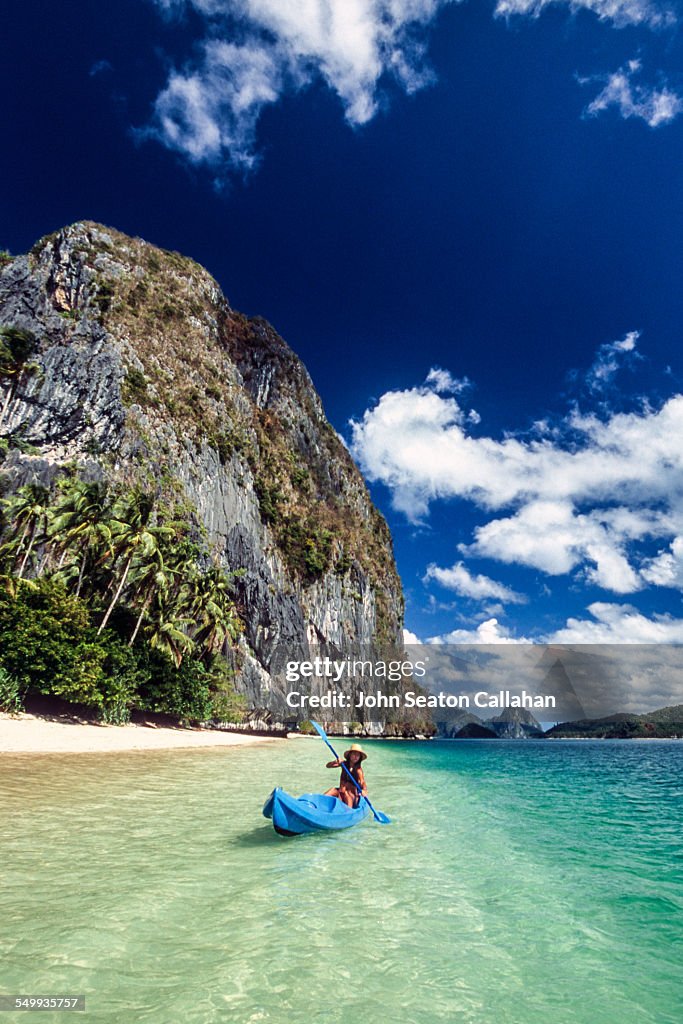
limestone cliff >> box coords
[0,222,404,723]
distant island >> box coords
[545,704,683,739]
[437,706,544,739]
[436,704,683,739]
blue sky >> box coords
[3,0,683,643]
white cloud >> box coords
[148,0,456,169]
[424,603,683,645]
[641,536,683,589]
[429,617,534,643]
[152,41,284,168]
[585,61,682,127]
[425,560,527,603]
[425,367,471,393]
[403,628,423,645]
[584,330,641,392]
[495,0,672,28]
[350,365,683,595]
[350,369,683,518]
[146,0,680,172]
[462,500,643,593]
[550,602,683,642]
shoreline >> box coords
[0,713,284,754]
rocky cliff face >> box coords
[0,222,404,723]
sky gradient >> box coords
[3,0,683,643]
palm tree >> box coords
[147,602,196,668]
[97,490,173,634]
[181,565,243,661]
[1,482,51,579]
[48,479,112,593]
[127,545,179,646]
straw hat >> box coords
[344,743,367,762]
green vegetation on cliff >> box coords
[0,477,245,723]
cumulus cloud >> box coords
[350,367,683,517]
[415,633,683,712]
[425,603,683,646]
[152,40,284,168]
[350,364,683,595]
[429,617,534,643]
[462,501,643,593]
[585,60,682,127]
[641,536,683,589]
[551,602,683,642]
[425,367,471,394]
[424,561,527,603]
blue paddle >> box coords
[310,720,391,824]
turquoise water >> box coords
[1,739,682,1024]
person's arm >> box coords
[357,767,368,795]
[326,759,343,768]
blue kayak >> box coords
[263,787,370,836]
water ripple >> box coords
[1,740,682,1023]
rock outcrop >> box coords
[452,722,498,739]
[434,709,485,738]
[486,707,544,738]
[0,222,405,725]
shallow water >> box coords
[1,739,682,1024]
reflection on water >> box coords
[1,740,682,1024]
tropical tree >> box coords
[97,490,172,634]
[127,544,180,646]
[147,601,196,667]
[0,482,51,578]
[181,565,243,662]
[48,479,112,592]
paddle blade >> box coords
[364,799,391,825]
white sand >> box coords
[0,713,282,754]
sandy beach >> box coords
[0,713,283,754]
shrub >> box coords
[0,666,23,714]
[0,580,140,716]
[278,518,334,581]
[121,367,148,406]
[94,282,115,314]
[254,477,284,524]
[0,326,36,379]
[135,652,214,722]
[205,657,246,723]
[0,579,104,705]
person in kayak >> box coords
[324,744,368,807]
